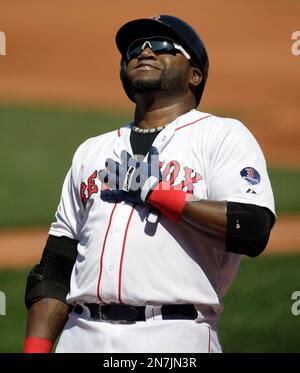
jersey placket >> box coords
[97,202,136,304]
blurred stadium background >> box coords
[0,0,299,352]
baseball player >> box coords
[23,15,276,353]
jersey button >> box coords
[114,228,121,234]
[107,264,113,272]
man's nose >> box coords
[138,46,156,59]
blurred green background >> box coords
[0,104,300,352]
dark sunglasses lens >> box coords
[127,44,143,59]
[151,40,174,52]
[127,40,174,60]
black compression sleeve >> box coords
[226,202,275,257]
[25,235,78,309]
[40,235,78,282]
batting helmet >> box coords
[115,15,209,106]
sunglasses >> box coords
[126,37,191,62]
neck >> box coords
[134,93,196,129]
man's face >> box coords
[124,39,193,97]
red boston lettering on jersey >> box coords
[87,170,99,198]
[80,182,88,208]
[175,167,202,193]
[81,162,202,209]
[80,170,99,208]
[161,161,202,193]
[162,160,180,185]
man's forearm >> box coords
[180,199,273,257]
[25,298,69,344]
[181,200,227,237]
[149,185,273,257]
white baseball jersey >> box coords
[49,109,275,322]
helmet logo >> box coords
[151,15,161,21]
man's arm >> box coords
[149,186,275,257]
[24,298,69,352]
[182,200,275,256]
[24,235,78,352]
[182,199,227,237]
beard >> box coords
[125,67,188,97]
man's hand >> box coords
[99,147,161,204]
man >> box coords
[24,15,275,353]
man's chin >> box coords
[129,79,162,95]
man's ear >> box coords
[190,67,202,88]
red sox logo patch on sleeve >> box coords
[240,167,261,185]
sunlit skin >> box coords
[125,46,202,129]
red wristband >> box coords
[148,181,188,223]
[23,337,53,353]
